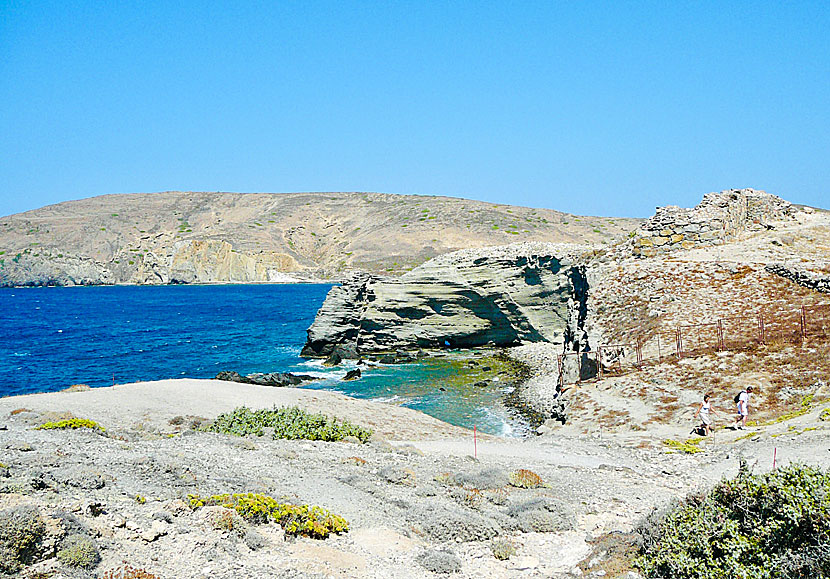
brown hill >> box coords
[0,191,640,286]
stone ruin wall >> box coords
[631,188,794,257]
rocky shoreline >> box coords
[2,378,829,578]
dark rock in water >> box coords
[379,355,397,364]
[356,359,364,366]
[343,369,361,381]
[323,351,343,367]
[215,371,245,382]
[474,381,489,388]
[214,371,317,387]
[333,343,359,359]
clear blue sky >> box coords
[1,1,828,218]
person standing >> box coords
[694,392,717,436]
[734,386,754,430]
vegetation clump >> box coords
[662,437,704,454]
[188,493,349,539]
[201,406,372,443]
[820,408,830,422]
[508,469,545,488]
[35,418,104,432]
[57,534,99,568]
[491,538,518,560]
[103,562,162,579]
[637,463,830,578]
[0,506,45,574]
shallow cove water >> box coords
[0,285,529,436]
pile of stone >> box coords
[631,188,795,257]
[765,263,830,294]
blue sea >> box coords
[0,285,528,436]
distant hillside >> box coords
[0,191,641,286]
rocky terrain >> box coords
[0,192,639,287]
[304,189,829,368]
[3,188,830,578]
[302,243,587,357]
[1,379,829,579]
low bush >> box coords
[201,406,372,442]
[508,469,545,488]
[102,562,162,579]
[0,506,45,574]
[417,549,462,574]
[35,418,104,431]
[662,437,704,454]
[188,493,349,539]
[57,534,99,568]
[491,538,518,560]
[637,463,830,578]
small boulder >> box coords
[140,521,168,542]
[343,369,361,381]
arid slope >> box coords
[0,191,640,286]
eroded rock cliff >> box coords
[302,243,587,356]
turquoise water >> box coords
[0,285,528,435]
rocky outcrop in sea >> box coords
[302,243,589,357]
[214,371,318,387]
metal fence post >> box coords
[636,339,643,368]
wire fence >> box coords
[557,303,830,386]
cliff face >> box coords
[0,191,640,287]
[302,243,586,356]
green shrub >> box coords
[202,406,372,443]
[188,493,348,539]
[637,463,830,578]
[57,534,99,568]
[0,506,45,574]
[36,418,104,431]
[491,538,517,560]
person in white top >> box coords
[734,386,754,430]
[694,392,717,436]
